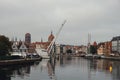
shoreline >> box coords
[0,58,42,66]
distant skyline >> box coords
[0,0,120,45]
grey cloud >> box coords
[0,0,120,45]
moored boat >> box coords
[35,48,49,59]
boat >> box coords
[36,20,66,59]
[35,48,49,59]
[11,51,22,56]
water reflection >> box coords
[0,62,40,80]
[87,58,120,80]
[56,56,120,80]
[88,59,113,73]
[48,58,56,80]
[39,57,56,80]
[1,56,120,80]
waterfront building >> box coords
[12,40,19,52]
[93,41,97,47]
[11,39,28,57]
[97,43,105,55]
[28,43,36,53]
[19,41,28,52]
[97,41,112,56]
[62,45,67,53]
[65,45,73,54]
[25,33,31,45]
[55,44,61,55]
[19,41,28,57]
[79,45,87,54]
[111,36,120,54]
[35,32,55,50]
[54,44,68,55]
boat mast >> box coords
[47,20,67,54]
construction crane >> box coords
[47,20,67,54]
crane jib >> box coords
[47,20,67,54]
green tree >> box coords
[67,49,72,54]
[0,35,11,56]
[90,45,97,54]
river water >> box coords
[1,56,120,80]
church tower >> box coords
[25,33,31,44]
[48,31,54,42]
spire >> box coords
[48,30,54,42]
[41,38,43,42]
[11,37,14,42]
[15,37,17,42]
[19,38,21,42]
[51,30,53,35]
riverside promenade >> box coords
[67,53,120,61]
[101,56,120,61]
[0,58,42,66]
[83,54,120,61]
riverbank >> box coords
[0,58,42,66]
[101,56,120,61]
[83,55,120,61]
[62,54,120,61]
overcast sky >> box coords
[0,0,120,45]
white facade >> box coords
[55,44,60,54]
[19,42,28,52]
[97,45,104,55]
[63,46,67,53]
[54,44,67,54]
[11,41,28,57]
[112,41,117,52]
[12,42,19,52]
[81,46,87,53]
[112,36,120,53]
[36,44,41,49]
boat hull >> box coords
[36,49,50,59]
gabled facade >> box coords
[11,40,28,53]
[97,43,105,55]
[12,41,19,52]
[35,32,54,50]
[97,42,112,56]
[19,41,28,52]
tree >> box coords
[90,45,97,54]
[67,49,72,54]
[0,35,12,56]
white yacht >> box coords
[35,48,49,59]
